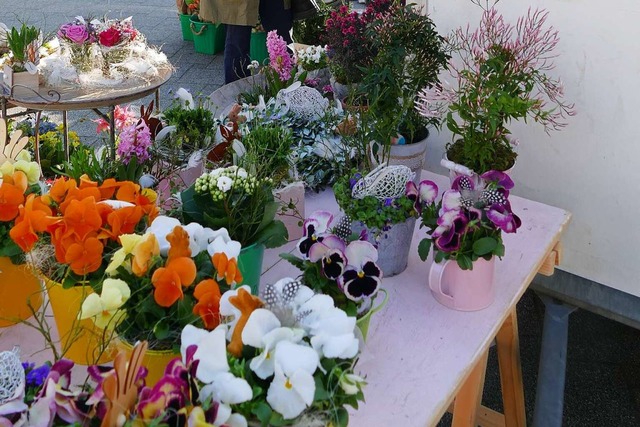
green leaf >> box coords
[457,254,473,270]
[253,402,272,425]
[153,319,170,340]
[472,237,498,256]
[335,407,349,427]
[418,238,432,261]
[280,253,305,269]
[256,220,288,249]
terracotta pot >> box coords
[118,340,180,386]
[429,257,496,311]
[0,258,43,327]
[44,277,117,365]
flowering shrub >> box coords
[180,166,288,248]
[415,5,575,173]
[0,283,365,426]
[296,45,328,72]
[9,175,159,288]
[261,31,306,99]
[82,216,244,348]
[282,210,383,316]
[417,171,522,270]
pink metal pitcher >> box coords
[429,257,496,311]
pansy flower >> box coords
[487,203,522,233]
[308,234,347,280]
[432,209,469,252]
[297,210,334,257]
[338,240,382,302]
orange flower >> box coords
[62,197,103,241]
[105,205,143,239]
[151,256,196,307]
[131,233,160,277]
[98,178,121,200]
[64,236,104,276]
[42,177,77,208]
[50,224,77,264]
[193,279,222,330]
[3,170,28,193]
[115,181,141,204]
[167,226,191,261]
[10,194,58,252]
[211,253,243,286]
[227,288,263,357]
[0,181,25,222]
[78,174,98,190]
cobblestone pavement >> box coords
[0,0,223,143]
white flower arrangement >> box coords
[296,45,328,72]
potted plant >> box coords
[179,165,288,292]
[80,216,244,385]
[415,5,575,177]
[295,44,329,84]
[190,7,225,55]
[333,165,421,277]
[417,171,521,311]
[3,23,41,90]
[57,17,98,73]
[9,175,159,364]
[0,283,366,427]
[358,0,449,177]
[178,0,200,41]
[281,210,386,340]
[0,125,44,327]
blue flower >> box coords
[25,364,51,388]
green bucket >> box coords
[237,242,265,295]
[179,14,193,41]
[250,31,269,65]
[190,15,226,55]
[355,289,388,341]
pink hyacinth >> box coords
[266,30,293,82]
[117,121,152,164]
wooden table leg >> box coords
[496,308,527,427]
[452,350,489,427]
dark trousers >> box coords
[224,0,293,84]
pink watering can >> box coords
[429,257,496,311]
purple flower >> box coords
[297,210,334,257]
[25,364,50,388]
[349,172,363,189]
[309,235,347,280]
[418,180,439,204]
[383,197,394,207]
[322,84,334,94]
[266,30,293,81]
[338,240,382,301]
[481,170,514,190]
[117,121,152,164]
[486,203,522,233]
[58,23,90,44]
[432,210,469,252]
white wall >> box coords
[425,0,640,297]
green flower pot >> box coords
[355,289,388,341]
[190,15,226,55]
[250,31,269,65]
[237,242,265,294]
[179,14,193,41]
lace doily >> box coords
[276,84,329,122]
[0,348,24,405]
[351,165,415,201]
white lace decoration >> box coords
[0,348,24,405]
[276,84,329,122]
[351,165,415,201]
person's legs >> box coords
[224,24,252,84]
[259,0,293,44]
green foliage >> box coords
[162,103,216,152]
[240,122,293,184]
[333,172,417,230]
[6,23,40,68]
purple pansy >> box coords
[433,210,469,252]
[338,241,382,301]
[418,180,438,205]
[486,203,522,233]
[308,235,347,280]
[481,170,514,190]
[297,211,334,257]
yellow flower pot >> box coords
[44,277,117,365]
[0,257,43,327]
[118,340,180,387]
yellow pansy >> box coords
[13,160,41,184]
[79,278,131,329]
[0,160,14,177]
[105,233,143,274]
[15,149,31,162]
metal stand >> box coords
[532,294,577,427]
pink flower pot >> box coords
[428,257,496,311]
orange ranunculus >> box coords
[167,226,191,261]
[131,233,160,277]
[227,288,263,357]
[64,236,104,275]
[10,194,58,252]
[62,197,103,241]
[98,178,121,200]
[193,279,222,330]
[212,253,243,286]
[105,205,143,239]
[0,181,25,222]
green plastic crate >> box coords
[179,14,193,41]
[250,31,269,65]
[190,15,226,55]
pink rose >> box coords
[59,24,89,44]
[99,27,122,47]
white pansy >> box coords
[339,373,366,395]
[266,341,319,420]
[217,175,233,192]
[147,215,182,256]
[183,222,216,255]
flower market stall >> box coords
[0,1,580,425]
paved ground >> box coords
[2,2,640,426]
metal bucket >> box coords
[351,217,417,278]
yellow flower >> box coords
[79,278,131,329]
[131,232,160,277]
[13,159,41,184]
[0,160,14,178]
[105,233,143,274]
[15,150,31,162]
[187,407,214,427]
[141,188,157,203]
